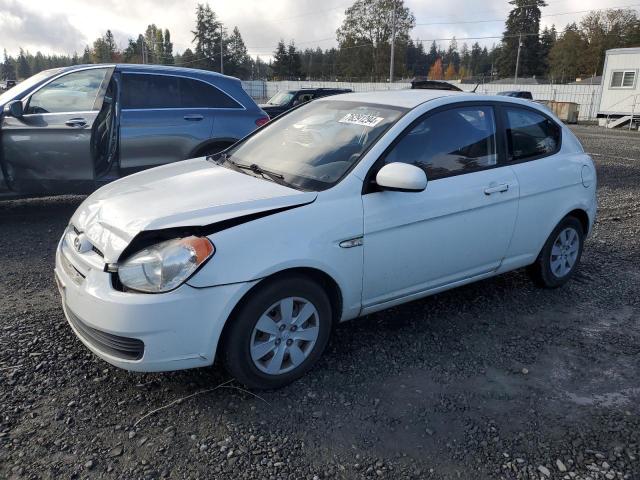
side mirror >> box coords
[4,100,24,118]
[376,162,427,192]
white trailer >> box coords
[598,47,640,128]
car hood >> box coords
[70,157,316,262]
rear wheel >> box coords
[221,275,333,389]
[528,216,584,288]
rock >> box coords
[557,459,567,472]
[84,459,95,470]
[108,446,124,457]
[128,431,136,439]
[538,465,551,477]
[521,368,529,375]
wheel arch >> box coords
[217,267,343,357]
[566,208,590,235]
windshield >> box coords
[225,100,406,191]
[267,91,295,106]
[0,68,63,104]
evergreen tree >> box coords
[497,0,547,79]
[538,26,557,78]
[180,48,197,67]
[287,41,302,79]
[225,27,250,78]
[16,49,31,79]
[548,23,589,82]
[163,29,174,65]
[81,46,92,64]
[1,49,16,80]
[272,40,289,79]
[192,3,221,71]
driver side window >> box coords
[26,68,109,115]
[384,105,498,180]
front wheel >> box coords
[528,216,584,288]
[221,275,333,389]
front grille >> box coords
[65,306,144,360]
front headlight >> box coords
[118,236,214,293]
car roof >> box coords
[49,63,235,81]
[317,89,465,108]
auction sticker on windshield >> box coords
[339,112,384,127]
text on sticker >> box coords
[339,113,384,127]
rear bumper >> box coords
[55,238,257,372]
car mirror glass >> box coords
[5,100,24,118]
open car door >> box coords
[0,66,115,195]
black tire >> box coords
[528,216,584,288]
[221,275,333,389]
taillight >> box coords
[255,116,269,127]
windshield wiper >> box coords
[208,152,293,187]
[233,162,285,182]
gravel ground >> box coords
[1,125,639,480]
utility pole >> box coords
[219,24,224,74]
[514,33,523,84]
[389,2,396,83]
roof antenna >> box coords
[471,75,485,93]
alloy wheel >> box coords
[550,227,580,278]
[249,297,320,375]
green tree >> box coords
[180,48,197,67]
[336,0,415,81]
[226,26,250,78]
[81,46,92,64]
[192,3,221,71]
[1,49,16,80]
[16,49,31,79]
[548,23,589,82]
[272,40,289,79]
[538,25,557,77]
[92,31,118,63]
[580,8,640,75]
[163,29,174,65]
[497,0,547,78]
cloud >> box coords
[0,0,618,59]
[0,0,87,55]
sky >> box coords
[0,0,633,60]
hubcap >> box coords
[249,297,320,375]
[550,227,580,278]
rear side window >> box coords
[179,77,241,109]
[121,74,241,109]
[504,107,561,161]
[121,74,180,109]
[384,106,498,179]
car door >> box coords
[361,103,520,309]
[118,73,214,172]
[498,105,573,262]
[0,67,112,194]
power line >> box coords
[415,2,640,26]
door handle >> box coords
[65,118,87,128]
[484,183,509,195]
[183,114,204,121]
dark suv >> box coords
[260,88,352,118]
[497,90,534,100]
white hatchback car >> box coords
[55,90,597,389]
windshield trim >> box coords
[223,100,410,192]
